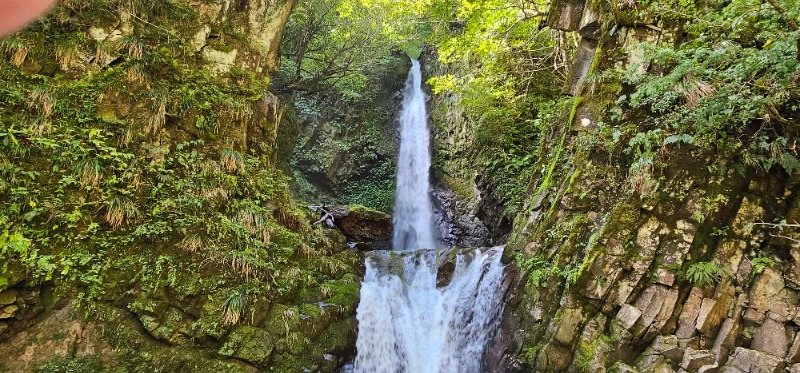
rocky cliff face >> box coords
[286,56,409,213]
[0,1,362,372]
[423,56,513,247]
[491,1,800,372]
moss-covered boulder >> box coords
[329,205,393,243]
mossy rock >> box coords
[218,325,274,365]
[0,262,28,293]
[329,205,392,242]
[269,317,356,373]
[320,274,360,311]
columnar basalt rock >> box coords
[498,0,800,372]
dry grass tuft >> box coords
[222,290,247,325]
[126,64,147,85]
[146,93,167,135]
[104,194,138,228]
[225,252,256,281]
[180,234,205,253]
[221,149,245,174]
[282,307,297,335]
[681,74,716,108]
[55,43,79,70]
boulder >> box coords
[750,268,785,313]
[750,318,790,357]
[218,325,275,365]
[681,348,715,370]
[536,343,572,371]
[610,362,640,373]
[788,332,800,363]
[711,318,740,359]
[617,304,643,331]
[0,305,18,319]
[0,290,17,306]
[546,0,585,31]
[328,205,392,243]
[695,282,734,336]
[722,347,786,373]
[553,307,585,346]
[636,335,683,371]
[0,305,111,371]
[677,287,705,341]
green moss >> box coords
[96,305,254,373]
[604,199,641,236]
[518,343,544,365]
[573,334,610,371]
[0,1,361,371]
[34,355,109,373]
[270,317,356,373]
[208,41,236,53]
[568,97,585,126]
[321,274,360,310]
[576,222,609,280]
[564,168,582,195]
[219,325,274,365]
[347,204,385,215]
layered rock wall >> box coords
[497,1,800,372]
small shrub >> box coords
[222,289,248,325]
[221,149,245,174]
[751,253,775,278]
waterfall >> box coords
[353,247,506,373]
[392,59,437,251]
[352,60,506,373]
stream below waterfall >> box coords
[351,60,506,372]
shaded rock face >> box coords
[431,183,493,248]
[421,55,513,249]
[286,57,409,212]
[491,1,800,372]
[0,265,45,344]
[0,304,112,372]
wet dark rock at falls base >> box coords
[432,183,497,248]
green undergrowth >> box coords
[0,1,361,371]
[286,71,402,213]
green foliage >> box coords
[285,56,404,213]
[35,355,108,373]
[0,3,363,363]
[518,344,543,366]
[516,249,582,289]
[277,0,415,94]
[617,0,800,175]
[685,261,728,287]
[419,0,569,216]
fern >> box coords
[685,261,728,287]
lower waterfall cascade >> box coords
[353,247,506,373]
[351,59,507,372]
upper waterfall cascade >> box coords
[391,59,437,251]
[352,60,506,373]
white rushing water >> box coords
[352,60,506,373]
[392,59,437,251]
[354,247,506,373]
